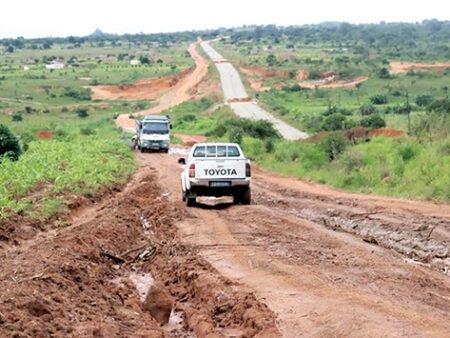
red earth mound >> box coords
[37,130,55,139]
[90,67,194,100]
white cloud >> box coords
[0,0,448,38]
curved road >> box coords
[201,41,308,141]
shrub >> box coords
[319,132,348,161]
[321,113,347,131]
[415,95,434,107]
[360,104,377,116]
[63,87,92,100]
[12,113,23,122]
[180,114,197,122]
[398,144,419,161]
[76,107,89,118]
[0,124,21,161]
[370,94,388,105]
[360,115,386,129]
[378,67,390,79]
[229,127,244,144]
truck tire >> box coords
[185,190,196,207]
[182,190,186,202]
[241,187,251,205]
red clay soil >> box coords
[37,130,55,139]
[295,69,309,81]
[175,133,208,147]
[0,168,279,338]
[390,61,450,75]
[370,128,405,137]
[239,65,290,79]
[90,68,193,101]
[227,97,253,103]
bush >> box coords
[76,107,89,118]
[360,115,386,129]
[321,113,347,131]
[63,87,92,100]
[360,104,377,116]
[220,119,279,139]
[398,144,419,161]
[415,95,434,107]
[12,113,23,122]
[319,132,348,161]
[378,67,391,79]
[370,94,388,105]
[229,127,244,144]
[0,124,21,161]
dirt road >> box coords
[115,42,210,132]
[142,150,450,337]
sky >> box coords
[0,0,448,39]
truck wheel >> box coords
[185,190,196,207]
[241,187,251,205]
[182,190,186,202]
[140,147,145,153]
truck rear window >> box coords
[193,145,241,157]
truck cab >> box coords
[136,115,171,153]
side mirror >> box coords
[170,124,173,129]
[178,158,186,165]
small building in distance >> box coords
[130,59,140,66]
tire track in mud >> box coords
[252,180,450,274]
[143,151,450,337]
[0,167,279,338]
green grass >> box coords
[0,119,136,219]
[239,135,450,201]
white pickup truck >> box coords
[178,143,251,206]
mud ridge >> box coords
[0,168,279,337]
[255,182,450,275]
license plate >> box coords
[210,181,231,187]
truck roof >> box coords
[193,142,240,147]
[142,115,170,121]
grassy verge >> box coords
[0,119,136,220]
[161,95,450,202]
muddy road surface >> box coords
[143,149,450,338]
[1,147,449,337]
[0,164,279,337]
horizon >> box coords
[1,18,448,40]
[1,0,449,39]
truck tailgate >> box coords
[195,159,246,180]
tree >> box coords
[321,113,347,131]
[139,56,150,64]
[6,45,14,53]
[378,67,390,79]
[320,132,348,161]
[0,124,21,161]
[266,53,277,67]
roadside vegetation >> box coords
[199,21,450,201]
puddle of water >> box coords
[164,310,195,337]
[129,272,155,302]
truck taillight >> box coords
[189,163,196,178]
[246,163,251,177]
